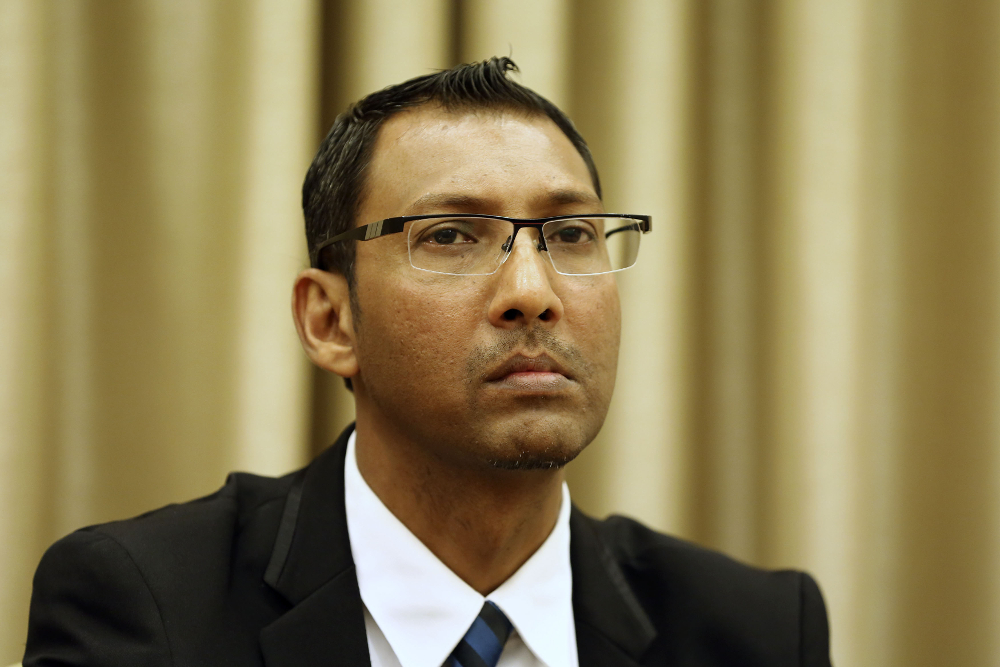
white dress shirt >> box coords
[344,431,579,667]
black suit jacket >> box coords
[25,426,831,666]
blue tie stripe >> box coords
[464,617,505,664]
[477,601,514,642]
[446,601,514,667]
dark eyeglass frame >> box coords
[309,213,653,269]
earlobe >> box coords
[291,269,359,380]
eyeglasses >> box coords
[310,214,652,276]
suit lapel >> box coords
[259,426,371,667]
[570,508,658,667]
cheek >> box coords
[354,274,489,390]
[563,279,621,368]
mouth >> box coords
[484,353,574,392]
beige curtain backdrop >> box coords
[2,1,999,666]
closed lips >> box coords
[485,354,572,382]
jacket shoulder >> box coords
[65,469,300,593]
[589,512,795,587]
[26,469,302,666]
[26,529,174,666]
[87,469,297,551]
[582,512,831,666]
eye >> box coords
[547,222,596,244]
[419,221,478,245]
[431,228,460,244]
[559,227,584,243]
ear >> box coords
[291,269,359,381]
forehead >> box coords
[358,105,600,223]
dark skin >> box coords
[292,106,621,594]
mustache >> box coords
[465,326,592,381]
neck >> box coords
[352,412,565,596]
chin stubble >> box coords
[486,448,580,470]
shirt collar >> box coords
[344,431,575,667]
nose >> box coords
[487,228,564,329]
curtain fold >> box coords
[3,2,999,665]
[0,0,320,656]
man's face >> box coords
[350,105,620,471]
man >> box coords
[25,58,831,666]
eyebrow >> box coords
[407,189,603,214]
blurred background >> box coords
[3,1,1000,665]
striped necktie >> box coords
[445,600,514,667]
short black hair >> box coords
[302,56,602,284]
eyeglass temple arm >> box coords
[310,218,408,266]
[605,216,652,238]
